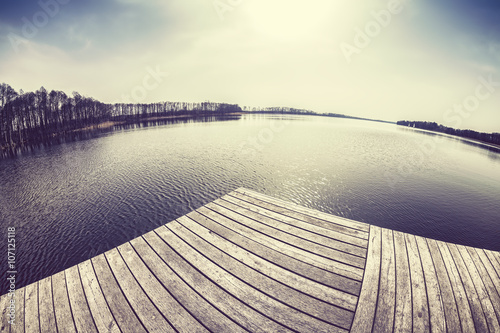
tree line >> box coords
[0,83,241,156]
[243,106,393,124]
[397,120,500,146]
[240,106,317,114]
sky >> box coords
[0,0,499,133]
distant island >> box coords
[397,120,500,148]
[0,83,391,156]
[240,106,394,125]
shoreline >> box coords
[0,113,244,156]
[398,126,500,151]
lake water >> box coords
[1,114,500,294]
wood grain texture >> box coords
[176,214,358,311]
[436,241,475,333]
[51,271,76,333]
[187,209,362,295]
[91,253,146,333]
[234,188,369,235]
[10,287,25,333]
[104,247,174,333]
[227,192,369,250]
[65,265,97,333]
[117,241,208,333]
[415,236,445,333]
[216,197,366,267]
[78,259,120,333]
[427,238,461,333]
[448,243,488,332]
[457,245,500,332]
[351,225,382,332]
[132,234,245,333]
[393,230,412,332]
[169,219,353,330]
[204,202,364,280]
[0,292,12,333]
[474,248,500,324]
[485,250,500,280]
[221,194,368,257]
[24,282,39,333]
[159,224,341,333]
[373,228,395,333]
[146,227,291,333]
[405,233,429,332]
[38,276,57,333]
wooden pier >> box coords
[1,187,500,332]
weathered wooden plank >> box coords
[458,245,500,332]
[199,205,364,281]
[233,188,369,236]
[405,234,429,332]
[207,201,365,277]
[373,228,395,332]
[222,194,368,255]
[169,218,354,330]
[415,236,446,333]
[24,282,39,333]
[144,229,282,333]
[187,210,361,295]
[393,230,412,332]
[51,271,77,333]
[0,292,12,333]
[494,251,500,269]
[448,243,489,332]
[117,241,208,333]
[475,248,500,322]
[427,239,461,332]
[38,277,57,333]
[131,235,244,333]
[481,249,500,282]
[216,198,366,266]
[158,224,341,333]
[351,225,382,332]
[104,247,175,333]
[224,193,369,251]
[10,287,25,333]
[78,259,120,333]
[64,265,97,333]
[176,214,358,311]
[436,241,475,332]
[485,250,500,279]
[91,253,147,333]
[491,250,500,263]
[236,188,370,233]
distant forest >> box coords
[0,83,241,156]
[1,82,396,157]
[397,120,500,146]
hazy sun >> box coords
[243,1,338,40]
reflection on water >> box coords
[1,114,499,294]
[2,115,242,158]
